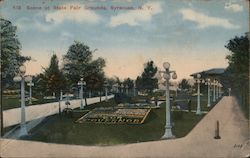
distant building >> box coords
[190,68,225,81]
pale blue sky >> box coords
[1,0,248,80]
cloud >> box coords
[109,1,162,27]
[45,3,101,24]
[59,31,74,42]
[179,8,240,29]
[16,17,54,32]
[16,3,101,32]
[224,3,243,12]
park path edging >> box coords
[3,95,114,128]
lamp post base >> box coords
[19,126,28,137]
[80,100,84,109]
[162,128,175,139]
[196,110,202,115]
[214,135,221,139]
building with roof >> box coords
[190,68,225,81]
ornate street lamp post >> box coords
[13,65,32,137]
[212,80,217,102]
[27,79,34,104]
[218,83,223,97]
[58,90,63,115]
[194,74,203,115]
[133,80,137,97]
[116,83,119,93]
[216,81,219,100]
[154,62,177,139]
[218,83,221,98]
[121,84,124,93]
[228,88,231,96]
[104,81,108,102]
[89,91,91,98]
[78,78,86,109]
[125,85,129,95]
[113,83,118,93]
[205,78,211,107]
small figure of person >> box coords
[154,96,158,106]
[188,99,191,112]
[65,100,70,109]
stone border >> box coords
[75,108,151,124]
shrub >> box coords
[114,93,132,104]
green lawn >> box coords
[173,92,219,112]
[2,94,101,110]
[2,96,58,110]
[22,98,206,146]
[172,112,203,137]
[2,97,21,110]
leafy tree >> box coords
[178,79,190,90]
[113,76,122,92]
[42,54,66,97]
[85,72,105,101]
[32,74,47,98]
[85,72,105,91]
[106,76,123,93]
[225,34,249,77]
[123,78,134,95]
[223,33,249,118]
[105,77,117,93]
[0,18,30,87]
[62,41,105,88]
[136,60,158,93]
[123,78,134,89]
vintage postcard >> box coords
[0,0,249,157]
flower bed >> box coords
[117,103,159,109]
[76,108,151,124]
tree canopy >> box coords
[63,41,105,87]
[85,72,105,91]
[123,78,134,90]
[178,79,191,90]
[136,60,158,93]
[0,18,30,87]
[223,33,249,118]
[41,54,65,97]
[225,33,249,79]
